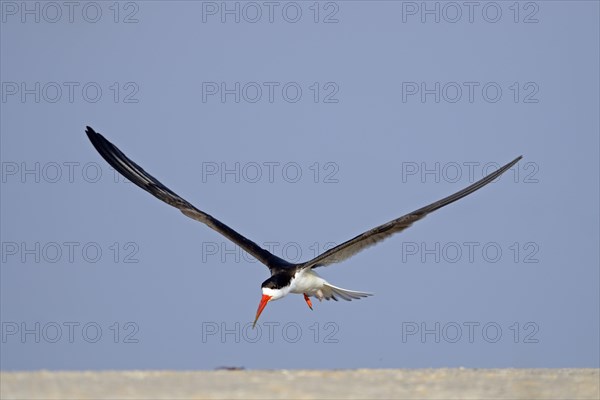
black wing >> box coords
[85,126,291,270]
[301,156,522,269]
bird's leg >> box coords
[303,293,313,310]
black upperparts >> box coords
[261,270,295,289]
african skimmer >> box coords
[85,126,521,326]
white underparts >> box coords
[289,269,372,301]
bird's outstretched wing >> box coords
[85,126,291,269]
[301,156,522,269]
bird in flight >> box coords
[85,126,521,327]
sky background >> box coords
[1,1,598,370]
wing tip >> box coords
[505,155,523,170]
[85,126,102,145]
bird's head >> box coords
[253,275,292,328]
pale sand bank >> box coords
[1,369,598,400]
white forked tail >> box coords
[321,283,373,301]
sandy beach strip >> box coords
[1,368,598,400]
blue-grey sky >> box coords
[1,1,598,370]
